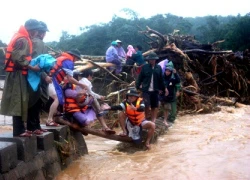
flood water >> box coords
[55,106,250,180]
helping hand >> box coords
[28,64,40,72]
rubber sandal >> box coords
[102,128,116,135]
[118,132,127,137]
[18,132,32,137]
[33,129,43,135]
[40,129,48,132]
[25,130,33,134]
[46,121,59,127]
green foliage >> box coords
[50,10,250,54]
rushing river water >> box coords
[55,106,250,180]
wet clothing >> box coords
[142,91,160,108]
[4,26,32,75]
[50,53,75,105]
[31,37,48,58]
[168,101,177,123]
[27,36,51,132]
[79,77,101,99]
[0,26,32,136]
[28,54,56,91]
[131,50,145,66]
[126,45,135,59]
[109,98,145,125]
[136,63,164,93]
[124,98,145,126]
[64,84,96,126]
[125,50,145,73]
[116,46,126,59]
[162,72,180,103]
[105,45,122,74]
[110,98,148,142]
[159,59,181,122]
[136,63,164,108]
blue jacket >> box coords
[28,54,56,91]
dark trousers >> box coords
[13,116,26,136]
[27,99,42,131]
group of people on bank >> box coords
[105,40,146,75]
[0,19,181,150]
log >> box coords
[54,117,133,143]
[74,61,115,72]
[182,89,246,108]
[81,55,105,61]
[183,49,232,54]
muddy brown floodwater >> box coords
[54,106,250,180]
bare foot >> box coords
[118,132,127,137]
[163,121,169,127]
[145,143,151,150]
[102,127,116,134]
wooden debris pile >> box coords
[74,26,249,114]
[139,26,249,112]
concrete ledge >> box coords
[41,125,68,142]
[70,130,88,156]
[37,132,54,151]
[0,125,88,179]
[0,133,37,162]
[0,142,17,173]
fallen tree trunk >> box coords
[182,89,246,108]
[54,116,133,143]
[183,49,233,54]
[74,61,115,72]
[81,55,105,61]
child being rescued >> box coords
[104,89,155,149]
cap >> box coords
[115,39,122,43]
[39,21,49,32]
[24,19,42,31]
[126,89,139,97]
[144,52,159,60]
[66,49,81,59]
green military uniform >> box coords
[28,37,49,108]
[0,38,30,122]
[166,61,181,123]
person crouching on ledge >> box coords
[104,89,155,150]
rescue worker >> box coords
[47,49,88,126]
[0,19,41,137]
[104,89,155,149]
[27,21,52,134]
[158,59,181,125]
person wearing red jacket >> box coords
[0,19,42,137]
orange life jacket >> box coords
[4,25,32,75]
[50,52,74,84]
[64,84,88,113]
[125,98,145,126]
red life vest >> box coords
[64,84,88,113]
[4,26,32,75]
[125,98,145,126]
[50,52,74,84]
